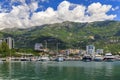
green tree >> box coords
[0,41,10,57]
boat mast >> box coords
[45,40,47,49]
[56,42,60,55]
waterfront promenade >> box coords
[0,54,120,62]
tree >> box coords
[0,41,10,57]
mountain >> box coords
[1,20,120,53]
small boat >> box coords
[40,56,50,61]
[94,54,103,62]
[103,53,115,62]
[0,58,3,63]
[20,57,29,61]
[114,55,120,61]
[82,54,92,62]
[55,55,64,62]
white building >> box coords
[34,43,44,51]
[65,50,70,56]
[96,49,103,54]
[0,40,3,44]
[4,37,14,49]
[86,45,95,54]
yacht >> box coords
[20,57,29,61]
[94,54,103,62]
[40,56,50,61]
[114,55,120,61]
[55,55,64,62]
[82,54,92,62]
[0,58,3,62]
[103,53,115,62]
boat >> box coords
[94,54,103,62]
[103,53,115,62]
[114,55,120,61]
[40,56,50,61]
[0,58,3,63]
[82,54,92,62]
[55,55,64,62]
[30,57,37,61]
[20,56,30,61]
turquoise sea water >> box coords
[0,61,120,80]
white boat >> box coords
[114,55,120,61]
[20,57,29,61]
[103,53,115,62]
[0,58,3,63]
[82,54,92,62]
[55,55,64,62]
[40,56,50,61]
[94,54,103,61]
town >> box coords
[0,37,120,62]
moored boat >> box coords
[94,54,103,62]
[20,57,29,61]
[114,55,120,61]
[103,53,115,62]
[55,55,64,62]
[40,56,50,61]
[82,54,92,62]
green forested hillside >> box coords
[1,20,120,54]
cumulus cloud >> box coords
[0,1,117,30]
[86,2,116,22]
[29,2,38,12]
[112,6,119,11]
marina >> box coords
[0,0,120,80]
[103,53,116,62]
[0,53,120,62]
[82,54,92,62]
[94,54,104,62]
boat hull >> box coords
[103,58,115,62]
[82,57,92,62]
[55,57,64,62]
[94,58,103,62]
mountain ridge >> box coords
[1,20,120,53]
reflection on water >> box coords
[0,61,120,80]
[104,62,113,77]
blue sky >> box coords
[0,0,120,29]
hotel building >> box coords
[4,37,14,49]
[86,45,95,54]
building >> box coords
[86,45,95,54]
[65,49,80,55]
[0,40,3,44]
[4,37,14,49]
[34,43,44,51]
[96,49,103,54]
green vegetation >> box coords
[1,20,120,54]
[0,41,10,57]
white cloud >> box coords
[56,1,86,22]
[112,6,119,11]
[0,1,117,30]
[31,7,58,26]
[0,3,30,29]
[86,2,116,22]
[29,2,38,12]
